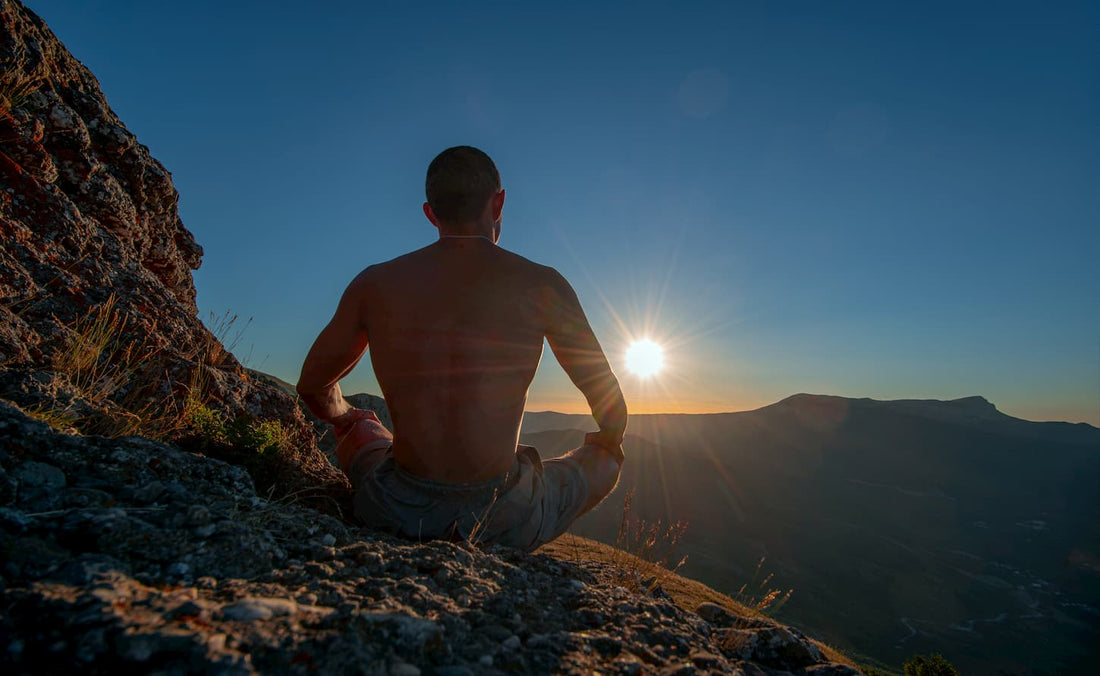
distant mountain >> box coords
[519,394,1100,674]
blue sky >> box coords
[31,1,1099,423]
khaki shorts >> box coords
[346,443,588,552]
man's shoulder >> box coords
[355,245,433,279]
[496,247,564,284]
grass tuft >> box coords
[605,489,688,595]
[733,557,793,617]
[24,403,80,433]
[0,62,45,116]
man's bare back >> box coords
[360,238,569,481]
[297,146,626,548]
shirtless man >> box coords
[297,146,627,551]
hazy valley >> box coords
[519,394,1100,674]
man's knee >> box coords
[567,444,622,512]
[336,419,392,475]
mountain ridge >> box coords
[518,392,1098,440]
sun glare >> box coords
[625,339,664,377]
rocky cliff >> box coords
[0,0,346,512]
[0,2,860,673]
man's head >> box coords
[424,146,504,235]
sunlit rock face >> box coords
[0,0,347,513]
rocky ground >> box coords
[1,400,860,675]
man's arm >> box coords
[296,272,371,426]
[543,269,628,455]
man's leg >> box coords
[559,443,622,514]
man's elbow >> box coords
[295,378,325,405]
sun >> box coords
[625,339,664,377]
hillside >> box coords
[520,395,1100,674]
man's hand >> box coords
[585,430,625,466]
[332,408,381,439]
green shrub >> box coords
[904,654,960,676]
[179,405,289,486]
[188,405,227,444]
[225,416,287,455]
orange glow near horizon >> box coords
[523,394,766,416]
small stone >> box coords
[222,597,297,622]
[320,533,336,546]
[478,655,493,667]
[690,650,724,670]
[206,634,227,651]
[169,600,207,618]
[389,661,420,676]
[613,659,643,676]
[502,635,521,650]
[695,602,740,627]
[526,633,550,648]
[0,508,31,532]
[167,562,190,577]
[576,608,606,627]
[590,635,623,657]
[117,628,194,662]
[16,462,66,489]
[131,481,164,503]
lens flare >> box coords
[625,339,664,377]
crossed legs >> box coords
[336,414,621,516]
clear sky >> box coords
[31,0,1099,424]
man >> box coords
[297,146,627,551]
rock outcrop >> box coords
[0,0,346,512]
[0,2,861,673]
[1,401,860,675]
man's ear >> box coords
[423,202,441,229]
[490,189,505,221]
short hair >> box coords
[425,146,501,225]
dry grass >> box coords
[606,489,688,594]
[542,489,687,596]
[42,295,213,441]
[0,62,45,116]
[203,309,253,367]
[24,402,80,433]
[733,557,793,616]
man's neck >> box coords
[439,233,495,244]
[437,221,499,244]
